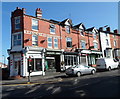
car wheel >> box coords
[108,66,111,71]
[91,70,95,74]
[76,72,81,77]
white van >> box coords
[96,58,119,71]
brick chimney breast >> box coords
[36,8,42,18]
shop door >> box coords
[55,55,61,72]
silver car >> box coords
[65,65,96,77]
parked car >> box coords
[96,58,119,71]
[65,65,96,77]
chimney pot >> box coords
[16,7,20,9]
[106,27,110,32]
[114,29,118,34]
[99,27,103,31]
[22,8,26,14]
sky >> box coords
[1,2,118,64]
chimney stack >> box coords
[106,27,110,32]
[99,27,103,31]
[22,8,26,14]
[36,8,42,19]
[114,29,118,34]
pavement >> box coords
[1,72,66,86]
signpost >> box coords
[27,56,32,84]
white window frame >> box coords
[48,37,52,48]
[32,35,38,46]
[15,16,20,30]
[65,25,70,33]
[94,42,98,49]
[32,18,38,30]
[114,40,117,46]
[54,38,58,48]
[80,30,84,36]
[81,40,86,49]
[12,33,22,46]
[106,39,109,46]
[50,24,56,34]
[66,37,72,48]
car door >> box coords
[84,66,91,74]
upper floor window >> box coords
[50,24,56,34]
[15,16,20,30]
[32,35,38,46]
[32,18,38,30]
[48,37,52,48]
[113,35,116,38]
[13,33,21,46]
[106,39,109,46]
[114,40,117,46]
[105,33,108,37]
[54,38,58,48]
[66,37,72,48]
[93,33,96,39]
[80,30,84,36]
[65,26,70,33]
[80,40,86,49]
[94,42,98,49]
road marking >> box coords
[2,78,63,86]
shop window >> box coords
[81,40,86,49]
[64,55,77,66]
[15,16,20,30]
[48,37,52,48]
[65,26,70,33]
[32,35,38,46]
[80,55,86,65]
[32,18,38,30]
[66,37,72,48]
[54,38,58,48]
[13,33,21,46]
[28,59,42,72]
[91,55,96,65]
[50,24,55,34]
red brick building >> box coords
[9,7,118,77]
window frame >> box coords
[50,24,56,34]
[65,25,70,33]
[114,40,117,46]
[47,37,52,48]
[66,37,72,48]
[32,35,38,46]
[13,33,22,46]
[32,18,38,30]
[54,38,58,48]
[15,16,21,30]
[93,42,98,49]
[80,40,86,49]
[106,39,109,46]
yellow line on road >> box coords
[2,79,63,86]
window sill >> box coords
[32,29,38,31]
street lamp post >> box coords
[2,55,5,67]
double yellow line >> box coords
[2,78,63,86]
